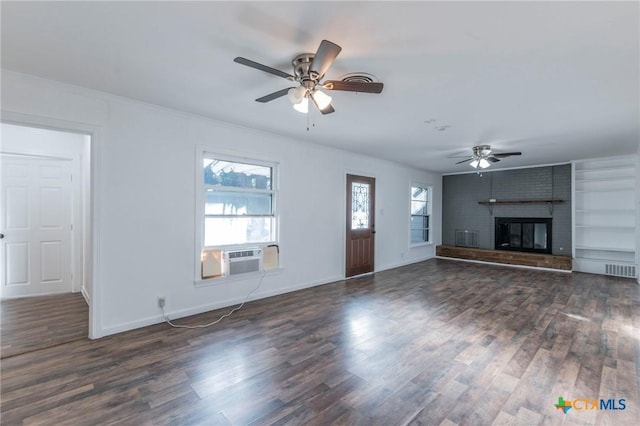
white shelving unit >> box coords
[573,157,638,278]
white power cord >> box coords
[160,273,266,329]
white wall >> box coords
[1,71,442,337]
[637,147,640,284]
[0,123,91,298]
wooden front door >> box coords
[345,174,375,277]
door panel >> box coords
[41,241,63,282]
[40,187,63,227]
[6,242,29,285]
[6,186,29,228]
[346,174,375,277]
[1,156,72,298]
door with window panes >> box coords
[346,174,375,277]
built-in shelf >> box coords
[573,157,638,278]
[575,209,635,213]
[575,225,635,230]
[575,188,634,194]
[575,246,635,253]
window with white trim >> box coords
[202,155,277,248]
[410,185,431,244]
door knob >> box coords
[0,234,4,239]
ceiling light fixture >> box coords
[287,86,306,104]
[311,89,332,111]
[293,96,309,113]
[468,145,493,169]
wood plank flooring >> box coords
[1,259,639,425]
[1,292,88,358]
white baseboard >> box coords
[81,286,90,305]
[99,274,344,337]
[375,255,435,273]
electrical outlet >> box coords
[158,296,166,309]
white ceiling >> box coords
[1,1,638,173]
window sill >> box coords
[410,242,434,249]
[195,267,284,288]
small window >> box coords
[411,185,431,244]
[202,156,277,247]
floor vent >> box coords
[605,264,636,278]
[455,229,479,248]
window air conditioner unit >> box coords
[224,249,262,276]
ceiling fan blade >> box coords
[455,158,473,164]
[310,40,342,78]
[322,80,384,94]
[234,57,295,80]
[488,156,501,163]
[255,87,294,103]
[492,152,522,158]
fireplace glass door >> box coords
[495,218,551,254]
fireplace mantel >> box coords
[478,199,564,215]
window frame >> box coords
[410,184,432,247]
[195,149,279,282]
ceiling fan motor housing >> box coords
[473,145,492,158]
[292,53,319,87]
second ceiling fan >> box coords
[234,40,384,115]
[453,145,522,169]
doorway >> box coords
[0,122,91,354]
[345,174,375,277]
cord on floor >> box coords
[160,273,266,329]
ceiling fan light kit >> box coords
[293,97,309,113]
[234,40,384,116]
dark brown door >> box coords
[346,174,375,277]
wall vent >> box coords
[605,263,637,278]
[455,229,479,248]
[225,249,262,276]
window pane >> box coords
[351,182,370,229]
[204,159,271,189]
[411,228,429,243]
[411,215,427,230]
[411,229,424,243]
[204,217,273,246]
[411,201,427,215]
[411,186,427,202]
[205,190,272,215]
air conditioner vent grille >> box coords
[228,250,258,259]
[605,264,637,278]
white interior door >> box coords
[1,155,73,298]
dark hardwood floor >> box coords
[1,259,638,425]
[1,292,88,358]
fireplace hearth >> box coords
[495,217,552,254]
